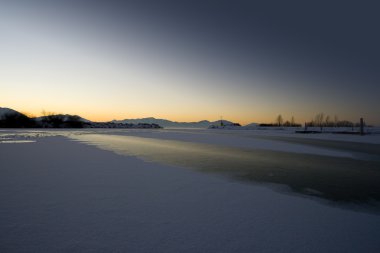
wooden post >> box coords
[360,118,364,135]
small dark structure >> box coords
[295,130,321,134]
[360,118,364,136]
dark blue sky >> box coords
[2,0,380,123]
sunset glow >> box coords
[1,1,379,125]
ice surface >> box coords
[1,135,380,252]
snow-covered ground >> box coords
[1,129,380,252]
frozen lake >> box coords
[73,132,380,211]
[1,128,380,252]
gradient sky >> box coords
[1,0,380,125]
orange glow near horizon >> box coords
[1,3,379,126]
[3,101,376,126]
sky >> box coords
[1,0,380,125]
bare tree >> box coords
[334,115,339,127]
[290,116,295,127]
[325,115,330,127]
[276,114,283,126]
[314,113,324,131]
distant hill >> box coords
[0,107,89,128]
[0,107,23,119]
[242,123,259,129]
[1,107,242,129]
[34,114,91,123]
[112,117,233,128]
[0,107,36,127]
[0,108,90,123]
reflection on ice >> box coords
[0,140,36,143]
[71,134,380,213]
[2,129,380,213]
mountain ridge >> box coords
[0,107,24,119]
[1,107,243,128]
[35,114,91,123]
[112,117,234,128]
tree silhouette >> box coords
[314,113,324,131]
[290,116,295,127]
[325,115,330,127]
[276,114,283,126]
